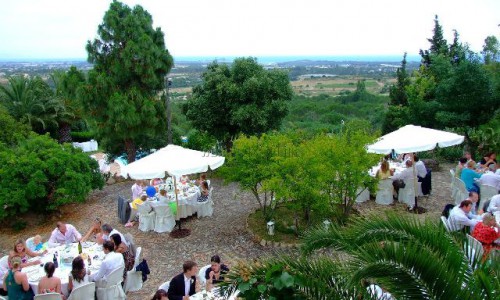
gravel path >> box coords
[0,163,454,299]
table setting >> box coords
[24,242,104,296]
[369,161,405,178]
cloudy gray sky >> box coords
[0,0,498,60]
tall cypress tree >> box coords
[389,53,410,106]
[419,15,448,67]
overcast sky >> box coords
[0,0,498,60]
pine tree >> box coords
[419,15,448,67]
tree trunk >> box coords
[125,139,136,163]
[58,122,72,143]
[224,137,233,152]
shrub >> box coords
[0,134,104,221]
[70,131,96,142]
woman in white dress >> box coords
[68,256,89,294]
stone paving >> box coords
[0,163,455,299]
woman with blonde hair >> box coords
[376,160,393,180]
[9,239,45,268]
[471,213,500,256]
[3,256,33,299]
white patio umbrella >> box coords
[367,124,464,154]
[367,125,464,213]
[120,144,225,179]
[120,144,225,235]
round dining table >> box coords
[24,242,104,297]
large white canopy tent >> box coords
[120,144,225,180]
[367,124,464,154]
[367,125,464,212]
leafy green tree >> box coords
[223,213,499,299]
[389,53,410,106]
[50,67,86,142]
[482,35,500,65]
[0,76,62,134]
[184,57,293,151]
[82,0,173,162]
[0,134,104,221]
[419,15,448,67]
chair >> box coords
[25,236,36,251]
[482,199,491,213]
[96,266,125,300]
[153,204,176,233]
[355,187,370,203]
[158,281,170,292]
[196,188,214,218]
[198,264,211,287]
[466,234,484,267]
[440,216,452,232]
[137,202,155,232]
[450,169,457,200]
[123,233,136,256]
[124,247,143,293]
[375,179,393,205]
[398,179,416,208]
[34,294,62,300]
[480,184,497,205]
[117,196,131,224]
[68,282,96,300]
[454,178,468,205]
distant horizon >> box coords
[0,54,422,64]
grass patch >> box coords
[247,206,326,244]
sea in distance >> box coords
[0,54,420,64]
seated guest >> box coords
[414,155,427,181]
[3,257,33,300]
[464,151,475,164]
[125,193,148,227]
[151,178,164,186]
[466,192,483,218]
[90,241,125,282]
[80,218,102,243]
[376,160,392,180]
[391,160,415,195]
[479,152,497,168]
[460,161,482,193]
[158,189,169,204]
[101,224,127,246]
[488,194,500,213]
[168,260,198,300]
[471,213,500,256]
[110,234,134,279]
[180,175,190,184]
[197,181,210,202]
[68,256,89,295]
[449,200,480,231]
[205,255,229,291]
[48,222,82,247]
[152,289,168,300]
[38,262,65,299]
[9,239,44,268]
[26,235,45,252]
[455,157,468,178]
[196,173,208,186]
[478,163,500,191]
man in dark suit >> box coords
[168,260,198,300]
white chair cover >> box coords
[454,178,468,205]
[137,202,156,232]
[153,204,176,233]
[440,216,451,232]
[25,236,36,251]
[96,266,125,300]
[480,184,497,205]
[158,281,170,291]
[34,293,62,300]
[375,179,393,205]
[68,282,96,300]
[466,234,484,267]
[450,169,457,200]
[447,215,463,232]
[124,247,143,293]
[398,179,416,207]
[198,264,211,288]
[196,188,214,218]
[355,187,370,203]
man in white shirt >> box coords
[414,156,427,179]
[449,200,479,231]
[90,241,125,282]
[478,164,500,191]
[99,224,128,246]
[48,222,82,247]
[488,194,500,213]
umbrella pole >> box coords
[170,175,191,238]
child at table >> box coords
[33,235,45,251]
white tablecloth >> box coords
[369,161,406,178]
[152,184,201,219]
[24,242,103,297]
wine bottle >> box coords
[53,253,58,268]
[87,255,92,266]
[78,241,82,254]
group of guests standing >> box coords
[152,255,229,300]
[1,220,133,300]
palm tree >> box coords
[223,213,499,299]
